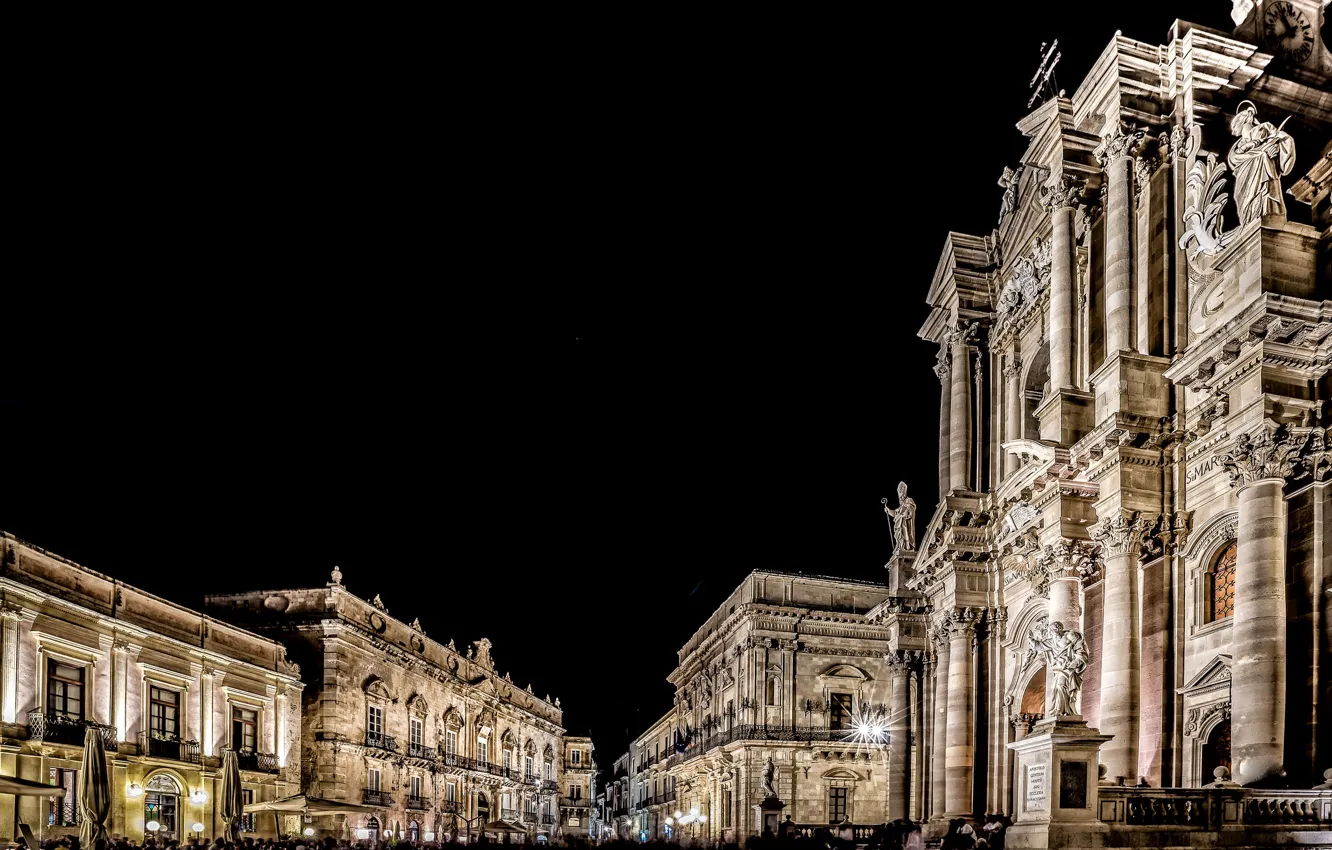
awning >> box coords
[482,820,530,835]
[243,794,379,815]
[0,776,66,797]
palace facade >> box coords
[0,532,303,846]
[887,1,1331,845]
[205,569,570,843]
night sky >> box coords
[5,3,1236,765]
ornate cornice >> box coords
[1090,511,1154,559]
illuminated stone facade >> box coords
[0,532,302,845]
[206,569,568,843]
[899,3,1332,846]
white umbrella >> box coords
[77,727,110,849]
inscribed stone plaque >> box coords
[1059,760,1087,809]
[1026,764,1047,811]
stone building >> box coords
[630,709,677,840]
[560,735,595,839]
[0,532,303,845]
[881,1,1331,845]
[205,569,567,843]
[662,570,902,844]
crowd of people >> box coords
[28,817,1014,850]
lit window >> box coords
[829,694,853,731]
[46,661,84,721]
[149,687,180,739]
[410,717,423,749]
[410,776,421,798]
[1207,541,1237,622]
[446,730,458,755]
[368,768,381,792]
[828,787,847,823]
[478,738,489,764]
[232,706,258,752]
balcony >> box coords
[439,800,460,814]
[441,752,474,771]
[365,731,398,753]
[541,814,556,826]
[405,796,429,811]
[407,742,436,761]
[48,800,81,828]
[523,772,538,786]
[670,724,854,763]
[472,760,509,780]
[502,808,519,822]
[566,760,592,772]
[541,780,559,794]
[28,712,118,752]
[561,797,590,809]
[139,732,201,765]
[236,749,279,772]
[362,789,393,807]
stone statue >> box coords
[1227,102,1296,225]
[997,165,1021,224]
[1025,621,1090,717]
[882,482,917,552]
[761,755,777,798]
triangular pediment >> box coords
[1179,654,1231,695]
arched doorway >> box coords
[1202,719,1231,783]
[144,773,181,842]
[477,792,490,822]
[365,816,381,843]
[408,820,420,842]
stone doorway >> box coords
[1201,719,1231,783]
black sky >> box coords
[5,2,1237,763]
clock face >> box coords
[1264,1,1315,63]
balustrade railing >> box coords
[28,712,118,752]
[541,780,559,793]
[501,808,519,822]
[1097,787,1332,832]
[670,724,853,763]
[49,800,81,827]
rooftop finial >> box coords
[330,565,343,586]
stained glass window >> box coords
[1209,541,1236,622]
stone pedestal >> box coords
[1035,388,1093,446]
[1006,718,1112,850]
[753,797,785,838]
[887,551,916,594]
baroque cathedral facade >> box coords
[884,0,1331,844]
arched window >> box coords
[1206,542,1237,623]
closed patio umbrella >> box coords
[77,727,110,849]
[0,776,66,797]
[220,749,243,842]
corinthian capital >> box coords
[1090,511,1152,558]
[1218,426,1303,490]
[1042,174,1086,211]
[1002,354,1022,380]
[1095,121,1146,165]
[1037,539,1100,581]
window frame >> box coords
[829,693,854,731]
[827,787,848,823]
[149,685,181,740]
[1205,541,1237,624]
[231,705,259,753]
[46,659,86,722]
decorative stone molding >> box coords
[1184,699,1231,739]
[1095,121,1146,165]
[1217,425,1302,489]
[1042,174,1086,211]
[1037,539,1100,581]
[1003,354,1022,380]
[933,344,950,382]
[1091,511,1154,558]
[996,237,1053,317]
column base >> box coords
[1035,388,1093,446]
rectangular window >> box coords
[46,660,84,721]
[544,760,552,780]
[368,767,381,792]
[766,676,778,706]
[48,768,78,827]
[240,789,255,833]
[828,787,847,823]
[410,776,421,798]
[446,782,457,803]
[571,749,581,765]
[410,717,423,749]
[367,705,383,738]
[525,755,534,777]
[478,738,489,764]
[723,790,732,826]
[149,686,180,738]
[446,730,458,755]
[504,749,513,770]
[829,694,853,731]
[232,706,258,751]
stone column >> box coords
[1045,177,1080,391]
[1222,429,1300,785]
[936,344,951,498]
[1092,511,1151,781]
[887,653,912,821]
[1003,353,1022,478]
[276,689,289,768]
[945,611,978,817]
[112,642,130,742]
[201,668,217,757]
[929,630,950,820]
[1038,540,1095,633]
[0,607,19,724]
[949,325,973,493]
[912,665,926,822]
[1097,122,1144,355]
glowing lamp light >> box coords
[127,783,144,797]
[303,828,315,837]
[191,824,205,834]
[674,811,683,820]
[191,790,208,803]
[665,818,673,826]
[146,821,161,833]
[354,829,370,840]
[424,833,437,842]
[699,816,707,823]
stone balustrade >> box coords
[1097,786,1332,843]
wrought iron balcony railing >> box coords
[236,749,279,772]
[523,772,538,785]
[49,800,81,827]
[541,780,559,794]
[439,800,460,814]
[28,712,118,752]
[139,732,201,764]
[405,796,429,810]
[501,808,519,822]
[362,789,393,807]
[365,731,397,753]
[562,797,590,809]
[566,760,592,771]
[407,742,436,761]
